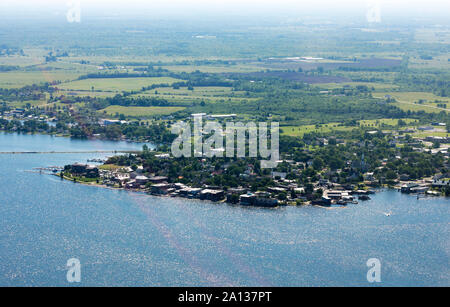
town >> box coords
[58,116,450,207]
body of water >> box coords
[0,132,448,286]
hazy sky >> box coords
[1,0,449,20]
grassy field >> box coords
[0,71,81,88]
[99,106,185,117]
[281,118,422,137]
[314,82,399,91]
[143,86,235,96]
[359,118,419,127]
[281,123,354,137]
[414,131,449,138]
[58,77,183,92]
[373,92,450,113]
[163,64,264,73]
[56,90,118,98]
[98,164,122,171]
[409,54,450,70]
[133,86,255,104]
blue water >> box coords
[0,133,448,286]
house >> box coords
[399,174,410,181]
[150,183,171,195]
[400,183,428,193]
[191,113,207,118]
[125,180,139,189]
[200,189,225,201]
[432,176,450,187]
[114,173,130,183]
[271,171,287,180]
[239,193,256,205]
[148,176,168,184]
[401,183,418,193]
[312,196,331,206]
[206,114,237,120]
[66,163,99,178]
[364,172,375,181]
[318,179,330,187]
[425,136,448,143]
[135,175,149,185]
[12,108,25,117]
[178,187,202,198]
[173,183,188,190]
[101,119,128,126]
[267,187,287,194]
[431,122,446,127]
[239,193,278,207]
[227,187,247,195]
[155,153,171,159]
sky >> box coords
[1,0,449,21]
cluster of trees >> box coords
[69,121,176,144]
[0,119,52,133]
[0,84,52,102]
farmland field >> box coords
[373,92,450,113]
[132,86,255,104]
[163,64,264,73]
[58,77,184,92]
[359,118,419,127]
[314,82,399,90]
[98,106,185,117]
[0,71,81,88]
[281,123,354,137]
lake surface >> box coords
[0,132,448,286]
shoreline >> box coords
[51,173,447,209]
[0,130,155,147]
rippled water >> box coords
[0,133,448,286]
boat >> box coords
[358,195,371,201]
[336,200,348,206]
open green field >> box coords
[99,106,185,117]
[163,64,264,73]
[409,54,450,70]
[359,118,419,127]
[281,123,354,137]
[373,92,450,113]
[314,82,399,91]
[58,77,183,92]
[133,86,255,104]
[6,100,48,108]
[0,71,80,88]
[414,131,449,138]
[0,56,43,67]
[56,90,117,98]
[282,118,422,137]
[146,86,235,96]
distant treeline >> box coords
[0,65,19,72]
